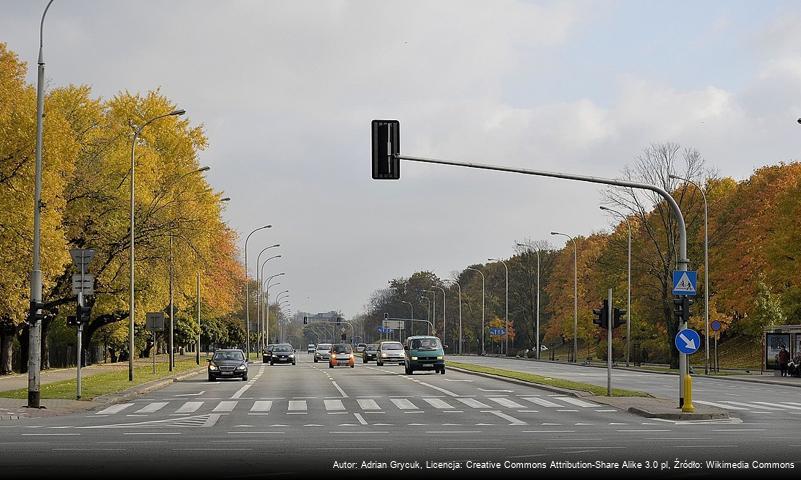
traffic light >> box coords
[371,120,400,179]
[28,300,46,324]
[67,315,78,326]
[593,299,609,328]
[341,333,347,341]
[384,313,389,320]
[613,308,626,328]
[76,303,91,324]
[303,316,307,324]
[673,296,693,325]
[336,317,342,326]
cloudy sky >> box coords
[2,0,800,317]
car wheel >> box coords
[377,361,382,366]
[242,376,248,381]
[270,360,274,366]
[405,367,413,375]
[350,364,355,368]
[329,363,334,369]
[292,361,296,365]
[208,375,215,382]
[440,368,445,375]
[314,358,318,363]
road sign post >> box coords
[70,248,94,400]
[146,313,165,375]
[711,320,721,373]
[607,288,613,396]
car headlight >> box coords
[381,353,387,358]
[411,356,418,361]
[237,364,247,370]
[437,356,443,360]
[209,363,218,371]
[331,354,337,359]
[349,354,355,360]
[289,354,295,358]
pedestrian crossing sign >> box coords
[672,271,697,296]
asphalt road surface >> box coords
[1,354,798,478]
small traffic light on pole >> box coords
[303,316,307,324]
[593,300,609,327]
[371,120,400,179]
[674,296,693,324]
[613,308,626,328]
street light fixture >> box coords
[264,274,285,348]
[489,258,509,356]
[465,267,486,355]
[551,231,578,363]
[243,225,272,360]
[669,174,710,374]
[256,247,281,350]
[443,279,462,354]
[600,206,633,367]
[128,108,186,382]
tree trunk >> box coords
[40,319,51,370]
[0,333,13,375]
[17,325,29,374]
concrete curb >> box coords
[447,365,596,398]
[626,406,729,421]
[92,366,207,410]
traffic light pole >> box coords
[394,153,690,407]
[607,288,613,397]
[77,292,83,400]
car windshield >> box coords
[317,344,332,350]
[411,338,441,350]
[273,345,292,352]
[333,344,352,354]
[366,344,378,351]
[213,351,244,362]
[382,342,403,350]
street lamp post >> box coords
[489,258,509,356]
[421,289,436,336]
[433,286,446,345]
[196,196,230,366]
[466,267,486,355]
[444,280,462,354]
[243,225,271,361]
[551,232,578,363]
[670,174,710,375]
[420,296,432,335]
[516,242,541,359]
[401,301,413,340]
[258,253,282,350]
[264,274,285,346]
[600,206,633,367]
[274,291,290,343]
[27,0,55,408]
[128,108,186,382]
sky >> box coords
[2,0,800,318]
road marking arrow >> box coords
[679,333,696,350]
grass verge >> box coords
[447,361,650,397]
[0,358,204,401]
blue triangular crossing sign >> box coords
[672,271,697,296]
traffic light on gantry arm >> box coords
[593,299,609,328]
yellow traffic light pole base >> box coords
[682,374,695,413]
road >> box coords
[0,353,798,477]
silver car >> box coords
[376,341,405,366]
[314,343,332,363]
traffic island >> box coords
[588,395,730,420]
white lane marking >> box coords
[213,401,238,413]
[522,397,561,408]
[595,409,618,413]
[331,381,348,398]
[456,398,491,409]
[175,391,205,397]
[483,410,527,426]
[488,397,526,409]
[22,433,80,436]
[175,402,203,414]
[695,400,747,410]
[616,429,672,432]
[425,430,481,434]
[231,384,251,400]
[479,388,513,392]
[357,399,381,410]
[556,397,600,408]
[97,403,134,415]
[753,401,801,411]
[250,401,273,412]
[135,402,168,414]
[722,401,785,411]
[423,398,455,409]
[123,432,181,435]
[444,379,472,382]
[288,400,308,412]
[324,400,346,411]
[413,380,459,397]
[354,413,368,426]
[786,402,801,407]
[391,399,418,410]
[522,430,575,433]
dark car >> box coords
[270,344,296,365]
[362,344,379,363]
[208,349,248,381]
[262,344,275,364]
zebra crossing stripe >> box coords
[556,397,600,408]
[488,397,526,409]
[695,400,748,410]
[175,402,203,414]
[251,401,273,412]
[357,399,381,410]
[288,400,308,412]
[522,397,561,408]
[723,401,785,411]
[97,403,134,415]
[213,401,238,412]
[324,400,346,411]
[753,401,801,411]
[135,402,168,414]
[391,398,418,410]
[456,398,491,409]
[423,398,455,409]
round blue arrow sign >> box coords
[675,328,700,354]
